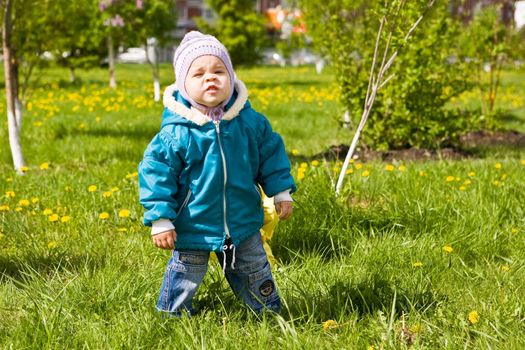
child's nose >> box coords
[204,72,217,81]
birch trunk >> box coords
[145,39,161,102]
[2,0,26,172]
[108,34,117,89]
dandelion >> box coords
[398,165,406,172]
[494,163,502,169]
[18,199,30,206]
[5,191,15,198]
[291,149,299,156]
[43,208,53,215]
[39,162,49,170]
[311,160,319,167]
[345,169,353,175]
[15,207,23,212]
[297,172,305,180]
[385,164,394,171]
[117,227,128,232]
[322,319,338,331]
[111,187,119,192]
[419,171,427,177]
[446,176,455,182]
[125,172,138,179]
[47,241,58,249]
[0,205,9,212]
[31,197,40,204]
[118,209,130,218]
[61,216,71,223]
[20,166,29,172]
[492,181,500,187]
[443,245,453,253]
[463,180,471,185]
[88,185,97,192]
[412,261,423,267]
[355,163,363,170]
[103,191,112,198]
[299,162,308,169]
[99,212,110,220]
[64,186,72,192]
[362,170,370,177]
[459,186,466,191]
[468,172,476,177]
[501,265,510,272]
[468,310,479,324]
[521,160,525,166]
[48,214,59,222]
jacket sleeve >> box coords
[256,116,297,197]
[138,131,184,226]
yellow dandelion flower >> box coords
[459,186,466,191]
[455,177,461,182]
[419,171,427,177]
[118,209,130,218]
[99,212,110,220]
[494,163,502,169]
[5,191,15,198]
[125,171,138,179]
[47,241,58,249]
[88,185,97,192]
[43,208,53,215]
[64,186,72,192]
[463,180,471,185]
[468,310,479,324]
[385,164,394,171]
[322,319,338,331]
[521,159,525,166]
[492,181,500,187]
[15,207,23,212]
[500,173,507,180]
[355,163,363,170]
[48,214,59,222]
[412,261,423,267]
[349,159,355,164]
[443,245,453,253]
[291,149,299,156]
[95,117,101,122]
[446,176,455,182]
[18,199,30,206]
[299,162,308,169]
[103,191,112,198]
[501,265,510,272]
[0,205,10,212]
[398,165,406,172]
[20,166,29,172]
[345,169,353,175]
[31,197,40,204]
[117,227,128,232]
[61,216,71,223]
[39,162,49,170]
[297,172,305,180]
[111,187,119,192]
[311,160,319,167]
[468,172,476,177]
[362,170,370,177]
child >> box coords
[138,31,296,316]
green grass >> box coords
[1,64,524,349]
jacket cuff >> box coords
[151,219,175,235]
[274,189,292,204]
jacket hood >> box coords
[161,79,249,128]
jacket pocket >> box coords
[176,189,192,216]
[254,184,262,199]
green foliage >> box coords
[196,0,268,66]
[300,0,475,150]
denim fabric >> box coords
[156,233,281,316]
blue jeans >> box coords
[156,232,281,316]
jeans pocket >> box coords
[248,262,280,309]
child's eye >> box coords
[215,70,224,74]
[193,73,203,77]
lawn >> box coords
[0,64,524,349]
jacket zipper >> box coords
[176,189,192,216]
[214,120,231,239]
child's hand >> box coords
[152,229,177,250]
[275,201,293,220]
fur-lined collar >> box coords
[162,79,248,126]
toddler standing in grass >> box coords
[138,31,296,316]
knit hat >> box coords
[173,31,236,118]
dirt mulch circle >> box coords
[319,130,525,162]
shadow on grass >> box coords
[284,277,445,323]
[0,252,105,283]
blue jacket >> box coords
[138,80,296,252]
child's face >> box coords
[185,55,231,108]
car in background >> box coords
[117,48,148,64]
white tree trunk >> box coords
[3,0,26,173]
[153,78,160,102]
[108,34,117,89]
[15,96,22,131]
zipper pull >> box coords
[214,120,220,133]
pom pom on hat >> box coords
[173,31,235,110]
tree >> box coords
[197,0,267,66]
